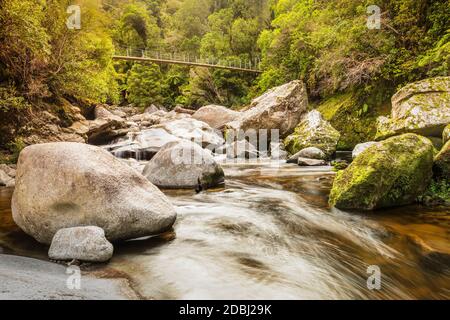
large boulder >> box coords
[434,140,450,179]
[12,142,177,244]
[226,80,308,138]
[376,77,450,140]
[193,105,240,129]
[48,226,113,262]
[284,110,341,158]
[143,141,225,189]
[329,134,434,210]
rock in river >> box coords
[284,110,340,158]
[143,141,225,189]
[352,142,380,159]
[329,134,434,210]
[193,105,240,129]
[12,142,177,244]
[48,226,114,262]
[226,80,308,138]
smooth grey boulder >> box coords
[48,226,114,262]
[288,147,326,163]
[143,141,225,189]
[297,157,328,166]
[12,142,177,244]
[270,142,288,160]
[226,80,308,138]
[352,142,380,159]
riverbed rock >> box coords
[434,140,450,179]
[144,104,159,114]
[152,118,224,149]
[226,80,308,138]
[193,105,240,129]
[352,142,380,159]
[289,147,327,163]
[95,105,125,122]
[48,226,114,262]
[329,134,434,210]
[0,254,136,300]
[297,157,327,166]
[443,124,450,144]
[12,142,177,244]
[284,110,341,158]
[376,77,450,140]
[0,169,15,187]
[143,141,225,189]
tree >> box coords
[126,63,163,107]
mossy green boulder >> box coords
[434,140,450,179]
[284,110,340,158]
[329,134,434,210]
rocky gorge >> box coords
[0,77,449,299]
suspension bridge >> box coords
[112,48,262,74]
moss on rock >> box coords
[317,92,389,150]
[329,134,434,210]
[284,110,340,158]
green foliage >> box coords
[418,179,450,206]
[257,0,450,98]
[0,84,30,113]
[6,137,26,163]
[126,63,163,107]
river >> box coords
[0,161,449,299]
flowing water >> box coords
[0,162,449,299]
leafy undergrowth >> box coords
[418,179,450,207]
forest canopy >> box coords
[0,0,448,110]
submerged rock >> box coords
[329,134,434,210]
[376,77,450,140]
[193,105,240,129]
[143,141,225,189]
[434,140,450,179]
[284,110,340,158]
[226,80,308,138]
[12,142,177,244]
[48,226,113,262]
[352,142,380,159]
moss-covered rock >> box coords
[284,110,340,158]
[434,140,450,179]
[376,77,450,140]
[316,92,389,150]
[329,134,434,210]
[443,124,450,144]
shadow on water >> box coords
[0,162,449,299]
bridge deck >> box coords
[112,55,262,73]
